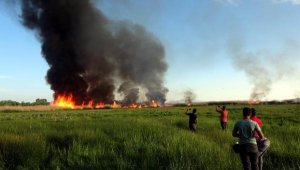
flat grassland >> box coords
[0,104,299,169]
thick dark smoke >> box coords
[184,90,196,104]
[117,82,139,105]
[18,0,168,104]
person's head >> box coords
[243,107,251,118]
[251,108,256,118]
[192,108,197,114]
[222,105,226,110]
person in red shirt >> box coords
[251,108,262,138]
[251,108,270,170]
[251,108,262,126]
[216,105,228,130]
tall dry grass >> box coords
[0,105,64,111]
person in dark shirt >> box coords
[185,108,197,132]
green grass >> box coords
[0,104,299,169]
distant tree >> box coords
[0,100,20,106]
[34,98,49,105]
[21,101,31,106]
[0,99,49,106]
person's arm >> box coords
[185,109,191,115]
[232,123,239,138]
[255,123,265,139]
[257,130,265,139]
[216,106,222,113]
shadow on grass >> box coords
[264,151,300,169]
[46,134,77,151]
[44,134,78,169]
[174,121,188,130]
[0,136,43,170]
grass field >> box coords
[0,104,299,170]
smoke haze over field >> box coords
[17,0,168,104]
[229,38,300,100]
[184,90,196,104]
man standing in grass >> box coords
[185,108,197,132]
[232,107,265,170]
[216,105,228,130]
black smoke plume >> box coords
[18,0,168,104]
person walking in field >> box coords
[232,107,265,170]
[185,108,197,132]
[251,108,270,170]
[216,105,228,130]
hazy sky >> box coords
[1,0,300,102]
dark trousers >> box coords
[220,121,227,130]
[239,144,259,170]
[189,123,196,132]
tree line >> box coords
[0,99,49,106]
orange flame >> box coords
[111,101,120,108]
[86,100,94,109]
[129,103,137,108]
[248,100,260,105]
[151,100,158,108]
[95,102,105,109]
[53,93,76,108]
[53,93,163,109]
[53,93,99,109]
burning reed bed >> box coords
[0,105,299,169]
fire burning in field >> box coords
[17,0,168,110]
[53,94,76,109]
[247,100,260,105]
[151,100,158,107]
[51,93,160,109]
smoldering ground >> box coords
[12,0,168,105]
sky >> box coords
[1,0,300,102]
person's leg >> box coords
[240,153,251,170]
[240,145,251,170]
[249,152,259,170]
[248,144,259,170]
[189,123,193,131]
[258,154,263,170]
[258,146,269,170]
[257,138,270,170]
[224,122,227,130]
[220,121,225,130]
[189,123,196,132]
[192,123,196,132]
